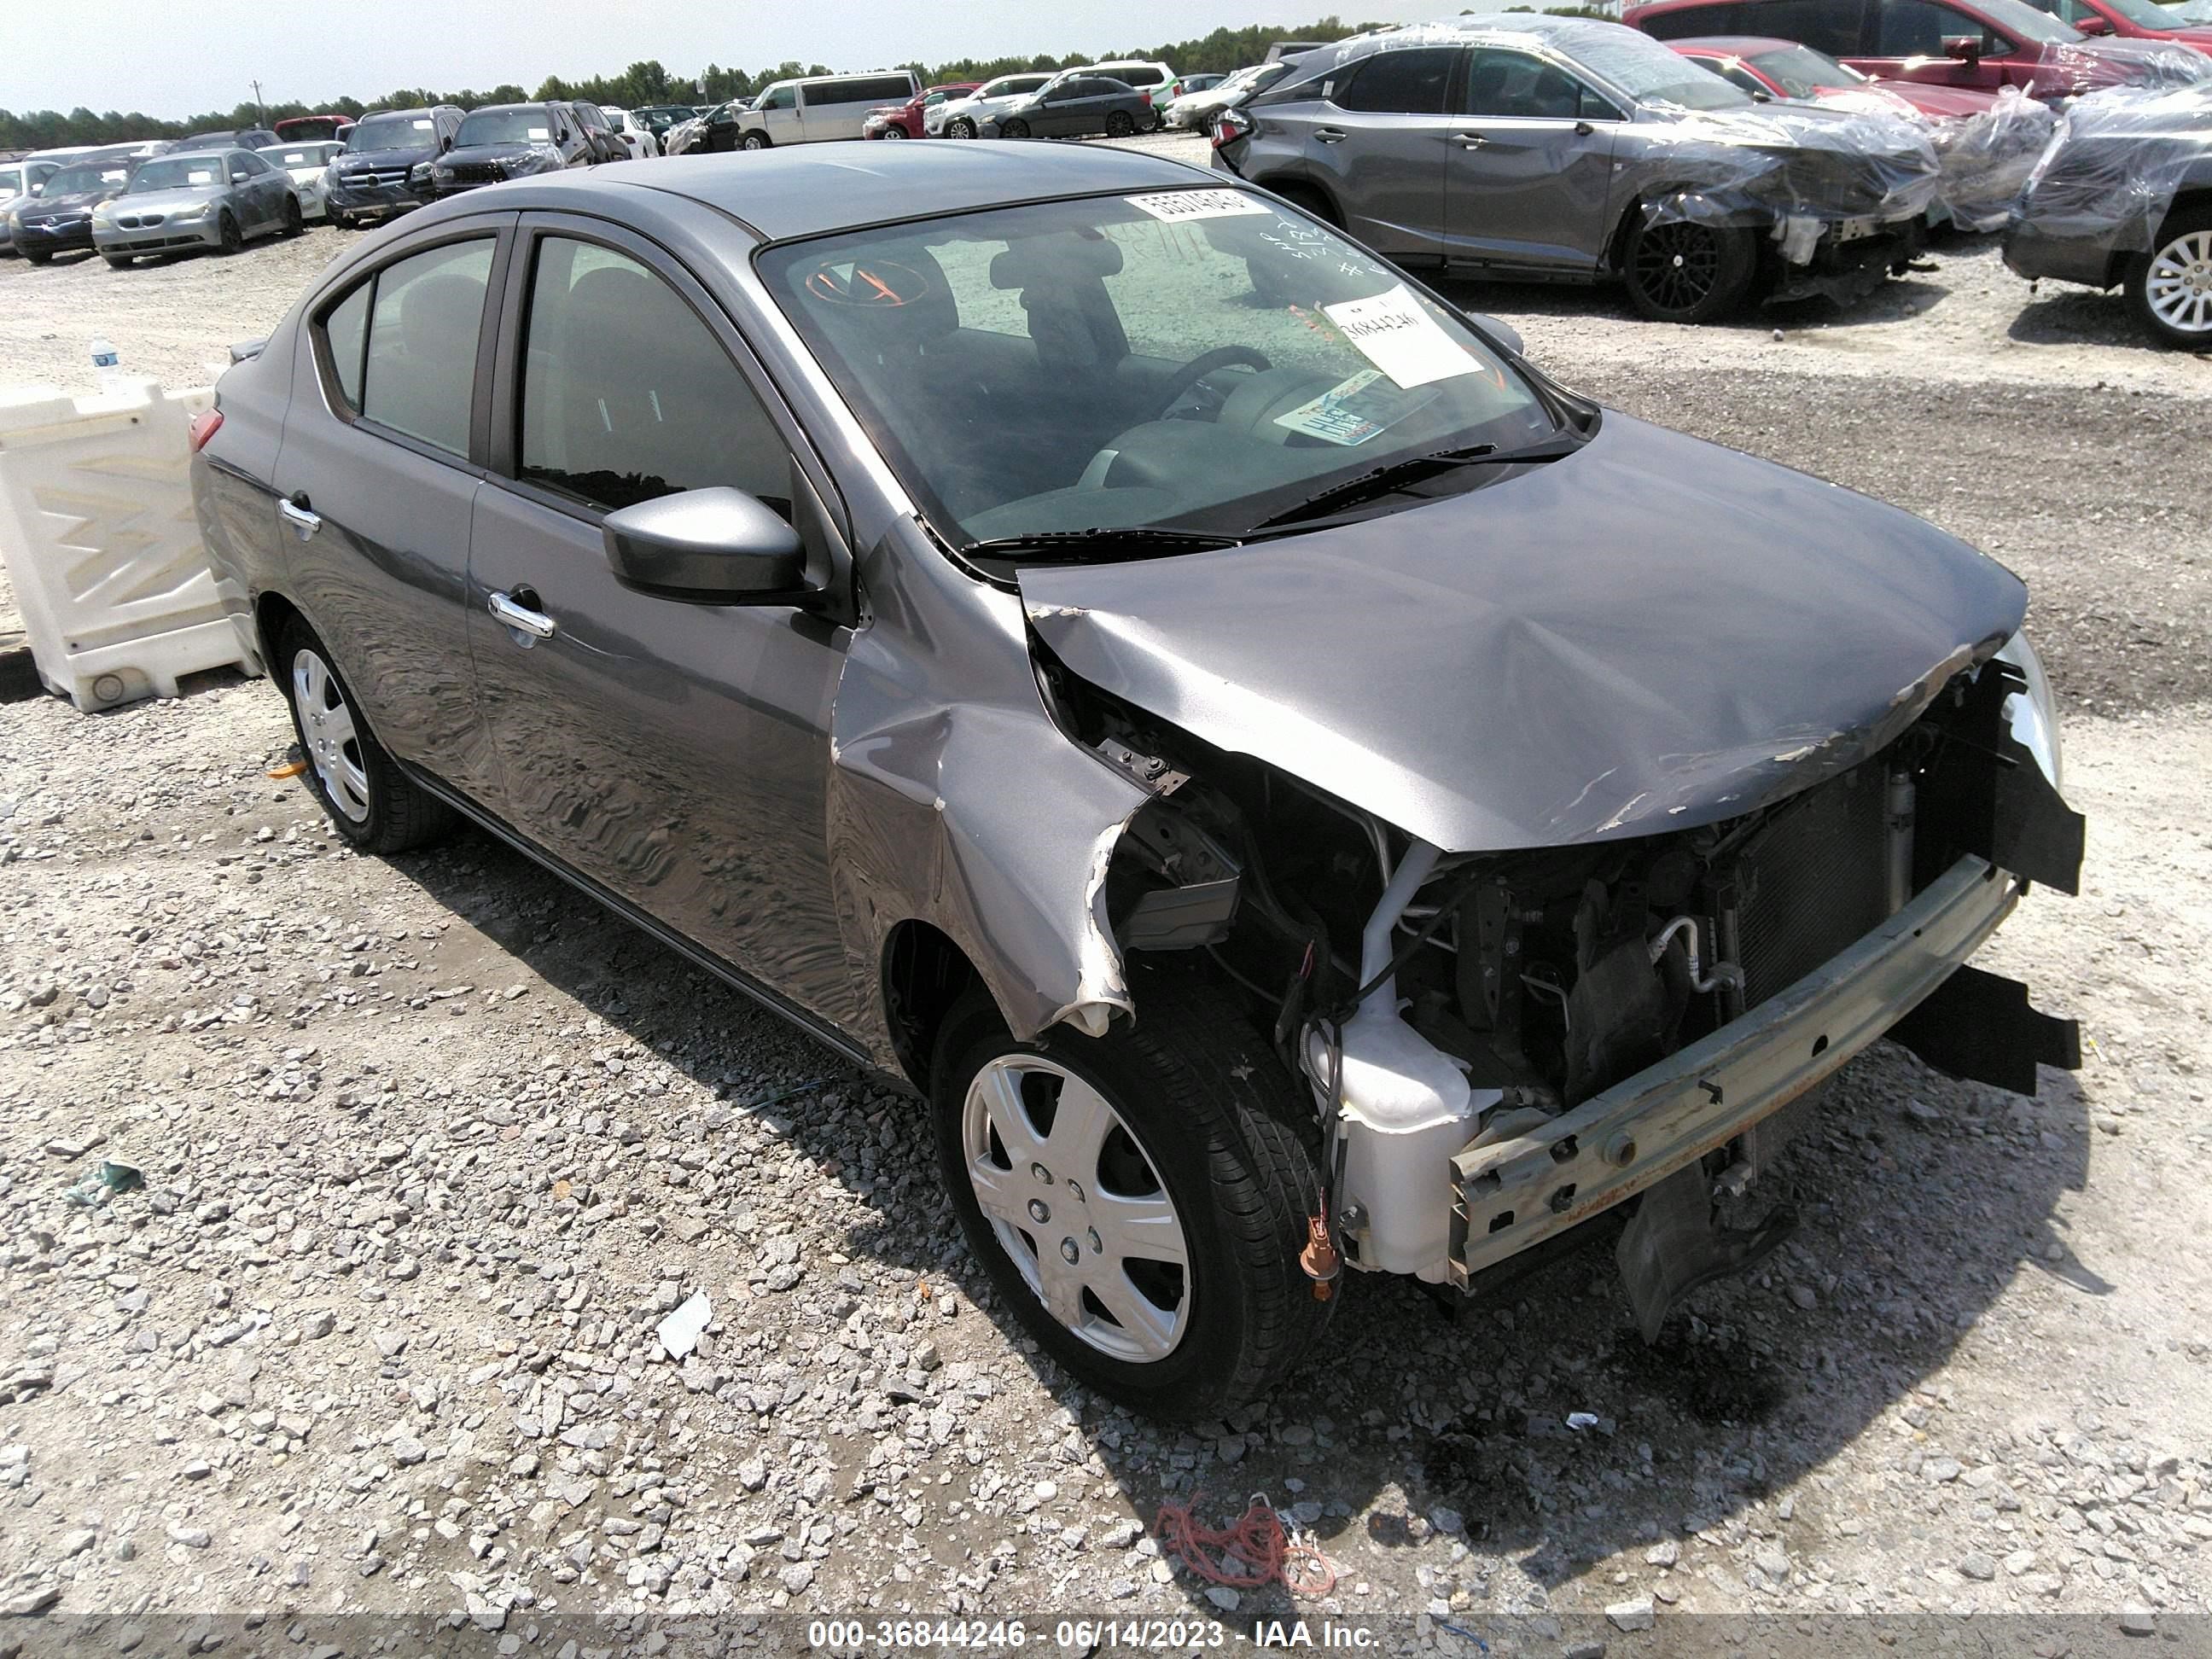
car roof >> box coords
[1670,34,1803,53]
[503,143,1218,242]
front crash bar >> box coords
[1450,854,2022,1285]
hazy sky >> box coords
[3,0,1441,119]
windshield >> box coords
[1975,0,2085,41]
[761,191,1557,547]
[43,162,128,195]
[346,114,434,151]
[130,157,224,192]
[1747,43,1866,94]
[2174,0,2212,21]
[455,109,554,147]
[1562,29,1757,108]
[2098,0,2195,23]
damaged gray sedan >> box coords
[192,143,2081,1420]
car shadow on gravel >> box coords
[2007,290,2203,357]
[1429,266,1953,335]
[387,824,2097,1616]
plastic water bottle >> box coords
[90,337,121,392]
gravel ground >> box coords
[2,136,2210,1651]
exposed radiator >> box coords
[1728,764,1892,1007]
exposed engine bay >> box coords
[1045,634,2083,1325]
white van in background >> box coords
[734,72,921,147]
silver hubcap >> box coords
[291,649,370,823]
[962,1055,1190,1363]
[2146,230,2212,335]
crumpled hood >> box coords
[1020,412,2027,853]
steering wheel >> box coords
[1154,346,1272,418]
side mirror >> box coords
[1465,311,1524,357]
[2074,15,2110,32]
[602,487,811,604]
[1941,34,1984,61]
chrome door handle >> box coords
[1455,131,1488,149]
[487,589,556,640]
[278,497,321,540]
[1314,126,1347,143]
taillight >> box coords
[187,407,223,453]
[1213,108,1250,149]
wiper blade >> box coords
[1249,437,1583,532]
[961,527,1243,563]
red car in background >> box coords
[2023,0,2212,48]
[1667,34,2000,114]
[273,114,355,143]
[1631,0,2208,95]
[862,82,981,138]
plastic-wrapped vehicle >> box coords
[423,104,598,196]
[1165,62,1293,131]
[2003,76,2212,345]
[191,144,2080,1417]
[1214,15,1943,321]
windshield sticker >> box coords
[1272,370,1441,446]
[1319,284,1481,390]
[527,126,551,140]
[187,169,217,186]
[1124,189,1272,223]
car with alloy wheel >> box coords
[1214,15,1945,322]
[189,143,2078,1418]
[864,83,982,139]
[984,77,1157,140]
[92,147,301,266]
[6,151,138,262]
[2001,81,2212,346]
[928,73,1057,137]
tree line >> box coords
[0,17,1379,153]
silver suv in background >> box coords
[1214,15,1944,322]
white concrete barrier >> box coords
[0,376,262,713]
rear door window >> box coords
[320,238,495,457]
[1334,47,1458,114]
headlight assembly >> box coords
[1995,631,2062,791]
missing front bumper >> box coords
[1449,853,2058,1285]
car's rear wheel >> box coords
[739,131,771,151]
[2128,207,2212,350]
[948,117,976,139]
[278,617,454,854]
[281,195,305,237]
[999,118,1030,139]
[1622,213,1758,324]
[1106,110,1137,137]
[103,253,133,271]
[215,211,242,255]
[931,976,1331,1419]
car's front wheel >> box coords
[1622,212,1758,324]
[215,211,242,255]
[2128,207,2212,350]
[24,247,51,265]
[999,118,1030,139]
[947,117,976,139]
[931,977,1331,1419]
[879,125,907,139]
[278,617,453,854]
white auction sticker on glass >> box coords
[1320,284,1481,389]
[1125,189,1274,223]
[1273,370,1440,446]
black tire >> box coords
[739,131,771,151]
[277,616,454,854]
[1106,110,1137,138]
[879,125,908,139]
[103,253,133,270]
[948,117,976,139]
[931,975,1331,1419]
[281,195,305,237]
[1621,211,1759,324]
[1000,119,1031,139]
[215,211,242,255]
[25,248,51,265]
[2125,205,2212,352]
